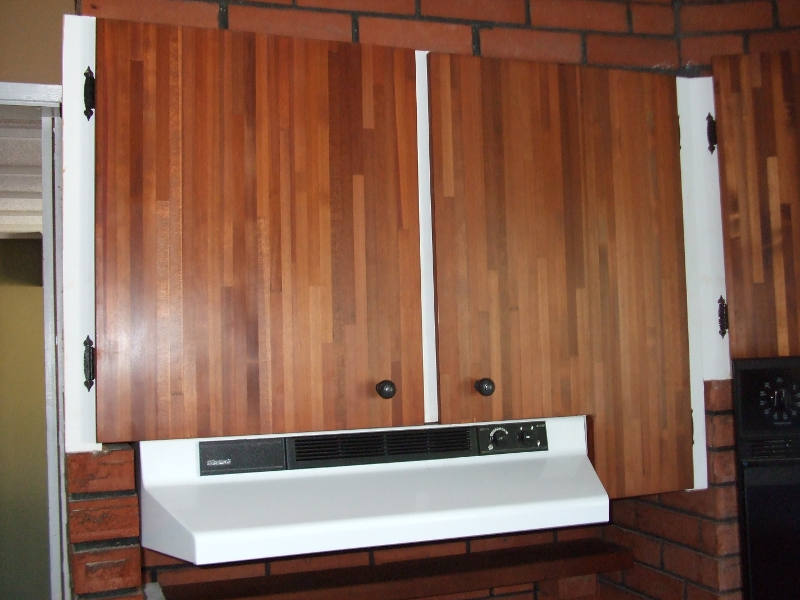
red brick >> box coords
[415,591,489,600]
[228,5,352,42]
[706,413,735,448]
[269,550,370,574]
[373,540,467,565]
[67,446,135,494]
[539,574,596,598]
[297,0,414,14]
[623,563,685,600]
[658,485,739,519]
[686,584,744,600]
[422,0,527,24]
[71,545,142,595]
[556,525,605,542]
[604,525,662,567]
[699,519,740,556]
[778,0,800,26]
[708,450,736,484]
[480,28,582,63]
[705,380,733,411]
[680,2,773,33]
[530,0,628,32]
[68,495,139,543]
[597,581,647,600]
[359,17,473,53]
[681,35,744,68]
[81,0,220,27]
[632,4,675,35]
[142,549,189,567]
[157,562,266,586]
[586,34,678,69]
[663,543,741,590]
[749,29,800,52]
[611,500,703,549]
[469,530,555,552]
[493,583,534,595]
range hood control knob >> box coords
[490,427,509,448]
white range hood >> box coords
[139,415,608,565]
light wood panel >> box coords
[429,54,692,498]
[713,51,800,358]
[96,20,423,441]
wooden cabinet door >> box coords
[429,54,692,498]
[713,51,800,358]
[95,20,423,441]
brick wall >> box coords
[143,527,606,599]
[66,445,144,600]
[599,381,740,600]
[78,0,800,72]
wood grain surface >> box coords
[713,51,800,359]
[96,20,424,441]
[429,54,692,498]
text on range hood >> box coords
[139,415,608,565]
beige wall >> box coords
[0,0,74,84]
[0,240,48,599]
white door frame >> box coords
[0,80,66,599]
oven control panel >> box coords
[477,421,548,454]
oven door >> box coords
[740,460,800,599]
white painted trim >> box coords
[416,50,439,423]
[41,108,65,600]
[62,15,100,453]
[0,82,61,107]
[677,76,731,491]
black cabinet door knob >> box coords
[376,380,397,399]
[474,378,495,396]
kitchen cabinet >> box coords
[713,50,800,359]
[89,18,696,498]
[95,20,424,441]
[429,54,693,498]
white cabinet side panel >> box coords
[416,50,438,423]
[62,15,100,452]
[677,76,731,490]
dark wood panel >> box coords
[96,20,424,440]
[429,54,692,498]
[713,51,800,358]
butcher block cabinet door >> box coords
[95,20,424,441]
[429,54,692,498]
[713,51,800,359]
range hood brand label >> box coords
[199,438,286,476]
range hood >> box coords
[139,415,608,565]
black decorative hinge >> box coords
[83,67,95,120]
[706,113,717,154]
[83,335,96,391]
[718,296,729,338]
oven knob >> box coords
[490,428,509,447]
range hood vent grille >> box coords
[288,426,477,469]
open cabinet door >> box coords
[713,50,800,359]
[94,20,424,441]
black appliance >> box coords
[733,357,800,599]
